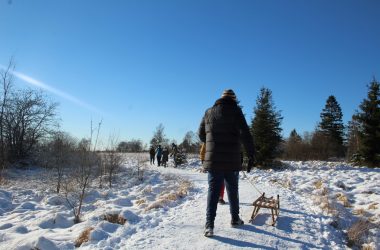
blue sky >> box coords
[1,0,379,146]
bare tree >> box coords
[64,121,101,223]
[45,131,77,193]
[0,59,14,179]
[97,153,105,189]
[3,89,58,161]
[180,131,200,153]
[103,134,124,188]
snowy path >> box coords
[119,165,346,250]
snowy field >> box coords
[0,155,379,249]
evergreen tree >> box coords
[283,129,304,160]
[289,129,302,143]
[318,95,345,158]
[150,123,169,148]
[354,79,380,167]
[251,87,283,166]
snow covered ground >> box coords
[0,155,379,249]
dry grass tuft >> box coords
[145,200,164,211]
[135,198,146,206]
[337,194,351,207]
[163,193,178,201]
[315,188,339,216]
[368,203,378,210]
[283,178,292,189]
[103,213,126,225]
[320,197,329,211]
[177,180,192,198]
[145,179,193,211]
[347,219,373,248]
[353,208,366,216]
[75,227,94,247]
[269,177,291,189]
[368,216,377,223]
[362,243,376,250]
[314,180,323,189]
[321,187,329,196]
[320,196,337,215]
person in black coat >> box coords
[156,145,163,167]
[198,89,255,237]
[149,146,155,165]
[162,147,169,167]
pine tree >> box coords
[317,95,345,158]
[283,129,304,160]
[251,87,283,167]
[289,129,302,143]
[354,79,380,167]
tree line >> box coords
[254,79,380,168]
[1,59,379,171]
[137,78,379,168]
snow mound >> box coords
[120,209,141,224]
[17,201,37,210]
[12,225,28,234]
[0,198,13,215]
[34,236,60,250]
[39,213,73,229]
[84,190,102,203]
[0,190,12,200]
[0,223,13,230]
[0,190,13,215]
[112,197,133,207]
[44,195,65,206]
[98,221,119,233]
[54,213,74,228]
[90,228,110,241]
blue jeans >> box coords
[206,171,240,229]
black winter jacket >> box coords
[198,97,254,171]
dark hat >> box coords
[221,89,236,100]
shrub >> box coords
[347,219,372,248]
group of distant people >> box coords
[149,143,178,167]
